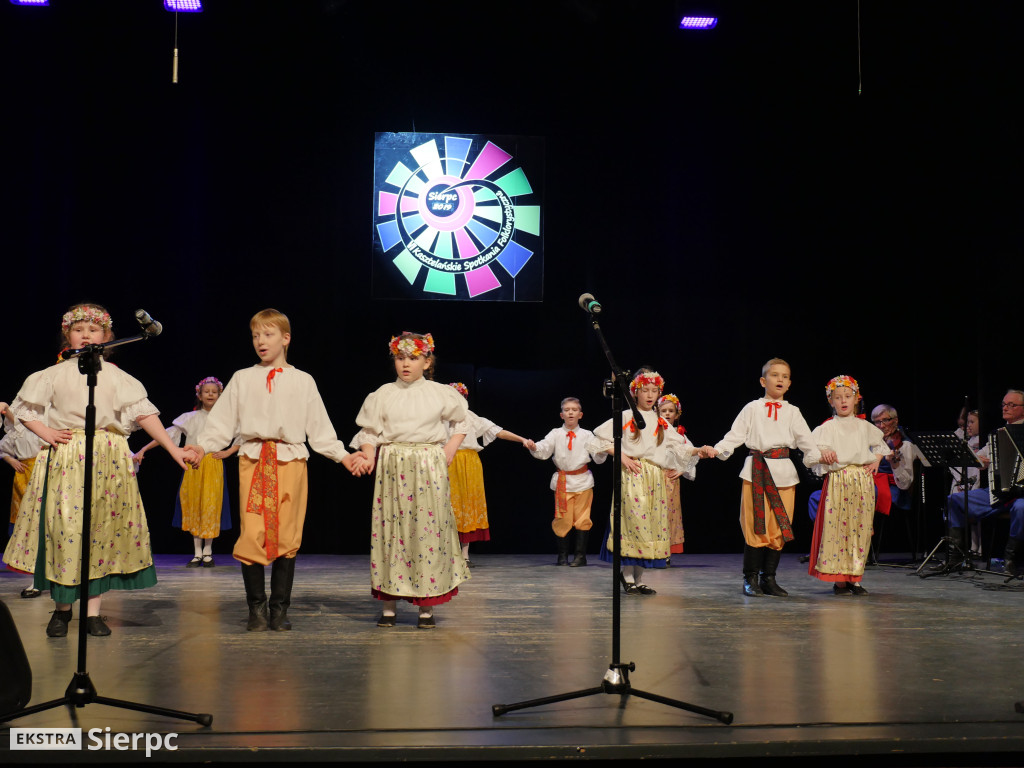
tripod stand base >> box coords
[492,663,732,724]
[0,672,213,727]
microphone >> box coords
[578,293,602,314]
[135,309,163,337]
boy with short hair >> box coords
[189,309,366,631]
[526,397,607,566]
[706,358,821,597]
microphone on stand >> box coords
[578,293,602,314]
[134,309,163,337]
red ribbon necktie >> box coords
[657,418,669,430]
[566,430,576,450]
[677,425,687,436]
[765,401,782,421]
[624,419,638,434]
[266,367,283,393]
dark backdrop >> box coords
[1,1,1019,557]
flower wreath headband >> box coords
[825,374,861,400]
[61,306,112,332]
[629,370,665,396]
[389,332,435,358]
[195,376,224,395]
[448,382,469,399]
[657,393,680,410]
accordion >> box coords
[987,425,1024,505]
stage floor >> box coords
[2,552,1023,765]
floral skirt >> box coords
[808,466,875,582]
[2,430,156,598]
[370,442,469,605]
[8,453,38,525]
[600,459,670,568]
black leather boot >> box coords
[1003,538,1022,576]
[269,557,295,631]
[556,534,570,566]
[569,530,589,567]
[742,545,765,596]
[759,548,789,596]
[241,563,268,631]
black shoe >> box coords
[417,615,436,629]
[568,530,589,567]
[833,582,852,596]
[618,572,640,595]
[760,548,788,596]
[186,556,203,568]
[743,576,765,596]
[848,583,869,596]
[46,609,72,638]
[635,583,657,595]
[20,587,42,599]
[377,613,396,627]
[759,575,789,597]
[556,535,570,566]
[241,563,268,631]
[201,555,215,568]
[86,616,111,636]
[269,557,295,631]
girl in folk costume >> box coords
[2,304,196,637]
[134,376,239,568]
[657,394,693,561]
[588,369,703,595]
[352,332,471,628]
[1,401,48,598]
[806,375,890,595]
[446,381,531,564]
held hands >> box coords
[342,452,370,476]
[182,445,205,468]
[697,445,718,459]
[819,449,838,465]
[523,439,537,451]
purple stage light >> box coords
[164,0,203,11]
[9,0,50,6]
[679,16,718,30]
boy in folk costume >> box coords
[706,358,821,597]
[526,397,607,566]
[190,309,366,631]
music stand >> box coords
[911,432,985,577]
[0,338,212,727]
[492,304,732,725]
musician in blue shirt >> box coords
[946,389,1024,575]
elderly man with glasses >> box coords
[946,390,1024,575]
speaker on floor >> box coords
[0,599,32,712]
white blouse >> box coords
[351,377,469,448]
[198,365,349,463]
[806,415,890,476]
[713,397,821,486]
[451,409,501,452]
[167,409,240,448]
[1,411,47,459]
[588,410,697,474]
[11,359,158,435]
[530,425,608,492]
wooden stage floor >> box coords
[2,552,1023,765]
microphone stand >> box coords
[0,336,212,727]
[492,308,732,724]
